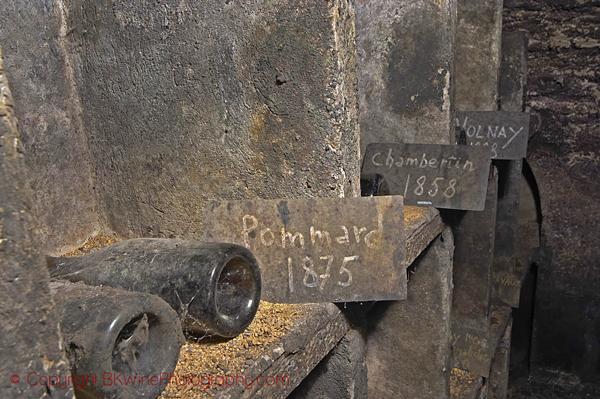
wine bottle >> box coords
[49,239,262,338]
[51,280,184,399]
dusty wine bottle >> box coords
[48,239,262,338]
[51,280,184,399]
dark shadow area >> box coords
[510,263,538,379]
[509,372,600,399]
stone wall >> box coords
[0,0,104,254]
[63,0,360,239]
[0,0,361,246]
[0,46,72,399]
[504,0,600,380]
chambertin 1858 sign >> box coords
[202,196,406,303]
[362,143,491,211]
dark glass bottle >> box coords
[49,239,262,338]
[51,280,184,399]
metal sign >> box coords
[455,111,530,159]
[202,196,406,304]
[362,143,491,211]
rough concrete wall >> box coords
[504,0,600,380]
[356,0,457,150]
[62,0,361,239]
[0,48,72,398]
[455,0,504,111]
[0,0,104,254]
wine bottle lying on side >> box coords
[51,280,185,399]
[48,239,262,338]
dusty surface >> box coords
[404,205,433,228]
[404,206,445,270]
[159,302,304,399]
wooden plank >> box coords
[489,306,513,360]
[218,303,349,399]
[454,0,503,111]
[492,159,524,306]
[287,329,367,399]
